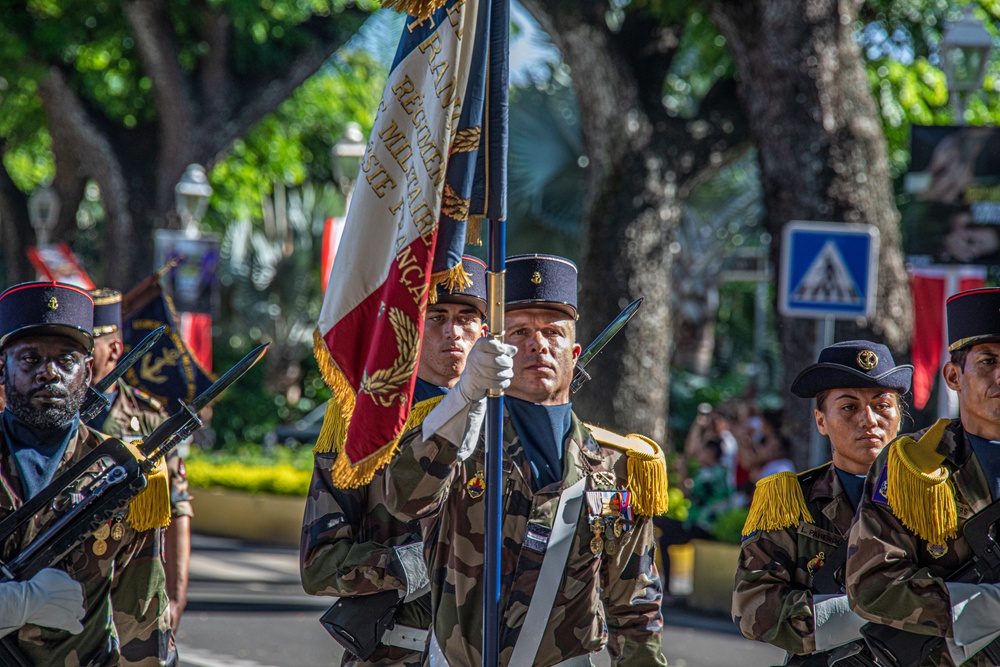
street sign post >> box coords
[779,221,880,467]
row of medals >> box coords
[92,517,126,556]
[590,516,624,556]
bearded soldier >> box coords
[0,282,171,666]
[301,257,488,666]
[386,254,668,667]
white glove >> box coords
[423,337,515,451]
[453,337,516,402]
[0,569,85,638]
[813,594,866,651]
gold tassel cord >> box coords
[122,440,171,531]
[886,438,957,544]
[466,216,483,246]
[328,395,445,488]
[741,472,814,537]
[382,0,448,22]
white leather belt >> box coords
[383,623,428,652]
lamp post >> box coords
[331,122,367,215]
[941,4,993,125]
[28,186,60,246]
[175,164,213,239]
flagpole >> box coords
[484,1,509,664]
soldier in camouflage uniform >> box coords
[846,288,1000,666]
[0,282,170,666]
[301,257,489,667]
[86,288,193,639]
[733,341,910,664]
[386,254,668,667]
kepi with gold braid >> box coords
[884,418,957,544]
[741,471,815,537]
[584,423,668,517]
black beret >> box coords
[90,288,122,337]
[790,340,912,398]
[947,288,1000,352]
[436,256,487,313]
[504,254,578,318]
[0,282,95,352]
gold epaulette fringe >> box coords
[122,440,171,531]
[428,263,473,305]
[383,0,448,21]
[885,419,956,544]
[741,472,813,537]
[326,395,445,488]
[583,423,669,517]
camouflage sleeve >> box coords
[165,450,193,519]
[299,453,409,597]
[383,428,461,521]
[113,528,170,667]
[602,517,668,666]
[733,527,815,655]
[845,458,952,637]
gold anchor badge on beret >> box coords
[857,349,878,371]
[531,271,542,285]
[47,296,59,310]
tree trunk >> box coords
[711,0,912,466]
[0,152,36,284]
[522,2,750,444]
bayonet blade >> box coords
[570,297,643,393]
[94,326,167,395]
[189,343,269,414]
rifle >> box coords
[569,297,643,393]
[861,498,1000,667]
[79,325,167,423]
[0,344,268,666]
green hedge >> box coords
[185,443,313,497]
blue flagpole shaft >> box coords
[484,217,505,666]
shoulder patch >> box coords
[872,464,889,506]
[582,423,668,517]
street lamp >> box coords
[331,122,367,214]
[941,4,993,125]
[28,186,60,246]
[175,164,213,238]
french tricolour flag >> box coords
[313,0,507,488]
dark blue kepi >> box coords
[790,340,913,398]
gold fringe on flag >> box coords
[122,440,171,531]
[584,423,669,516]
[382,0,448,21]
[741,472,813,537]
[428,262,473,305]
[327,395,446,488]
[885,419,957,544]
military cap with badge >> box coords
[90,288,123,337]
[0,282,95,352]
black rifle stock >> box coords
[0,343,266,665]
[861,497,1000,666]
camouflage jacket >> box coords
[846,419,993,667]
[301,452,432,667]
[0,425,170,666]
[95,379,193,519]
[385,410,666,667]
[734,462,857,656]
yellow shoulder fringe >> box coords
[583,423,669,517]
[741,472,814,537]
[885,418,957,545]
[382,0,448,22]
[122,440,172,532]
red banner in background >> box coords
[909,265,987,409]
[320,217,346,296]
[179,312,213,373]
[26,244,95,289]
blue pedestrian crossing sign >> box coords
[779,221,880,319]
